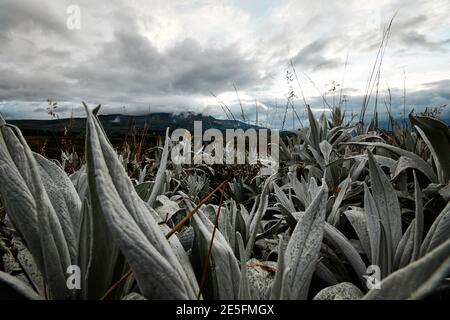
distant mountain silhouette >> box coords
[8,112,264,136]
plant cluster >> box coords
[0,103,449,300]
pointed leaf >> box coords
[282,181,328,299]
[367,149,402,273]
[85,106,197,299]
[410,115,450,183]
[364,238,450,300]
[0,271,42,300]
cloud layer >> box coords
[0,0,449,126]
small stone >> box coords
[313,282,364,300]
[246,259,277,300]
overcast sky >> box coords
[0,0,449,127]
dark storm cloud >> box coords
[0,0,67,36]
[393,14,449,52]
[62,32,260,98]
[0,67,70,100]
[421,79,450,91]
[290,38,343,72]
[356,14,449,53]
[409,79,450,106]
[400,31,450,52]
[171,40,260,93]
[0,1,261,107]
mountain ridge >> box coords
[7,112,265,135]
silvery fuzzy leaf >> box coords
[392,155,436,182]
[367,150,402,273]
[288,208,367,288]
[246,176,273,260]
[371,155,397,172]
[191,211,240,300]
[254,238,279,261]
[412,171,424,261]
[235,203,248,244]
[77,197,94,299]
[177,226,194,251]
[306,105,321,152]
[328,177,351,226]
[331,128,353,147]
[289,172,308,208]
[326,149,381,170]
[327,125,346,141]
[68,147,122,299]
[393,220,416,270]
[438,183,450,201]
[278,136,297,161]
[308,177,321,200]
[342,141,438,183]
[81,189,123,300]
[135,181,152,202]
[320,240,351,285]
[270,235,288,300]
[236,232,250,300]
[313,282,363,300]
[350,157,367,181]
[305,165,324,182]
[273,183,295,214]
[315,261,339,286]
[319,112,328,141]
[147,128,170,207]
[2,253,22,277]
[324,222,367,287]
[12,238,44,297]
[217,204,237,251]
[255,219,283,242]
[0,271,42,300]
[349,134,385,143]
[363,238,450,300]
[344,207,371,260]
[149,210,199,297]
[363,183,381,267]
[69,165,89,198]
[396,170,408,194]
[319,140,333,164]
[155,195,183,222]
[0,124,72,299]
[310,147,326,168]
[201,204,218,223]
[281,181,328,300]
[344,181,363,200]
[420,201,450,256]
[121,292,147,300]
[34,153,82,262]
[410,115,450,183]
[84,105,197,299]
